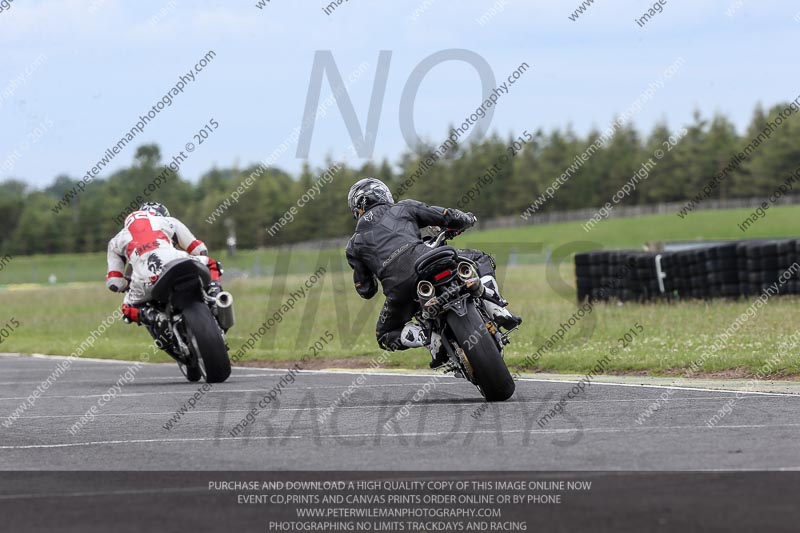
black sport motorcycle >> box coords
[413,228,518,401]
[138,258,235,383]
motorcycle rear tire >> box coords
[183,302,231,383]
[446,303,515,402]
[180,362,203,383]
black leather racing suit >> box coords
[345,199,496,351]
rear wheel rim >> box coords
[188,332,207,378]
[453,342,475,382]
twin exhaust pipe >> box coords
[417,261,480,300]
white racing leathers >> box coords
[106,210,214,306]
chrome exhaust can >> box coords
[457,261,476,280]
[417,280,435,299]
[215,291,235,329]
[457,261,482,294]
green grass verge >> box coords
[462,204,800,250]
[0,249,346,285]
[3,203,799,284]
[2,265,799,377]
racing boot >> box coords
[427,331,448,369]
[479,275,522,330]
[206,280,223,298]
[399,323,427,348]
[400,324,449,368]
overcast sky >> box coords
[1,0,798,188]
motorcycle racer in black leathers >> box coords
[345,178,521,363]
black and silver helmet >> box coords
[140,201,170,217]
[347,178,393,219]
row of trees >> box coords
[2,101,799,255]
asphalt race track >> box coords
[5,354,800,532]
[2,353,800,471]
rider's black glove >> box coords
[450,209,476,228]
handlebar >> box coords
[425,227,465,248]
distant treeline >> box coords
[2,101,799,255]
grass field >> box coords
[2,205,799,377]
[2,266,799,377]
[3,204,799,285]
[468,204,800,249]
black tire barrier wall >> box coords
[574,239,800,302]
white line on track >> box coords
[4,423,800,450]
[0,382,475,402]
[3,354,799,397]
[521,377,800,397]
[8,395,773,420]
[0,374,287,386]
[0,436,304,449]
[298,369,800,397]
[1,382,798,404]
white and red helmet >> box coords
[139,201,170,217]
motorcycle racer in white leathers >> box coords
[105,202,223,334]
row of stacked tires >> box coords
[574,239,800,302]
